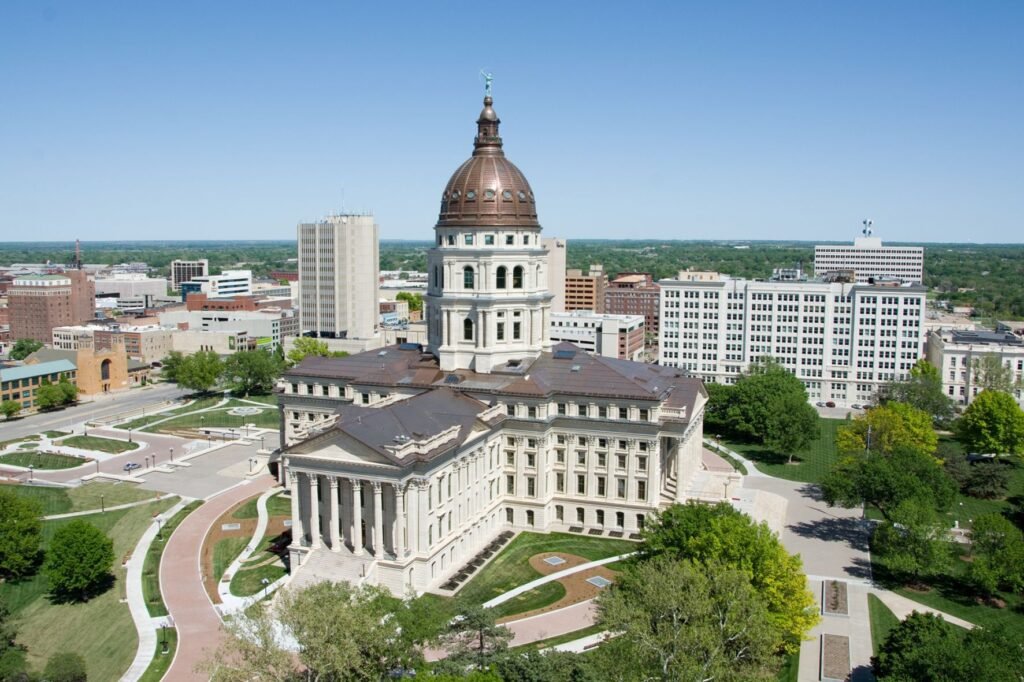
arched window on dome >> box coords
[513,266,524,289]
[463,317,474,342]
[463,266,475,290]
[496,266,507,289]
[432,266,439,289]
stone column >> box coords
[328,476,341,552]
[308,474,322,549]
[373,482,384,557]
[394,484,406,558]
[351,478,364,556]
[417,479,430,553]
[289,470,304,547]
[674,439,686,503]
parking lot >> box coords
[139,434,279,499]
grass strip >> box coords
[143,500,204,617]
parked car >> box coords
[825,401,836,408]
[815,401,826,407]
[122,462,141,472]
[851,403,863,409]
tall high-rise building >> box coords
[814,235,924,283]
[9,272,96,343]
[543,237,567,313]
[170,259,209,291]
[564,265,607,313]
[298,214,379,340]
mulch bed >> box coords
[823,580,848,616]
[200,499,258,604]
[496,553,616,624]
[821,634,850,681]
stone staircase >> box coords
[288,548,376,590]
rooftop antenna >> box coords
[862,219,873,237]
[72,239,83,270]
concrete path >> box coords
[42,493,176,519]
[482,552,635,609]
[798,579,874,682]
[869,588,974,630]
[503,599,599,648]
[120,497,191,682]
[217,487,288,613]
[549,631,608,653]
[161,475,276,682]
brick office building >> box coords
[9,272,95,343]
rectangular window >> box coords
[527,477,535,496]
[596,510,605,526]
[484,235,495,245]
[577,475,586,494]
[556,450,565,463]
[558,402,567,415]
[577,451,586,465]
[618,439,628,450]
[639,441,649,452]
[597,452,607,467]
[598,406,607,418]
[528,406,537,418]
[497,322,505,341]
[526,510,535,526]
[616,511,625,528]
[637,480,647,500]
[556,505,564,521]
[618,407,628,419]
[639,408,649,421]
[506,507,514,523]
[637,456,647,471]
[556,472,565,492]
[506,451,515,466]
[527,453,536,467]
[577,507,585,523]
[597,476,606,496]
[506,475,515,494]
[617,454,627,470]
[506,235,515,245]
[513,321,521,339]
[617,478,626,498]
[465,234,474,245]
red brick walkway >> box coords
[161,476,276,681]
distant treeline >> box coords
[1,239,1022,318]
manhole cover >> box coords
[227,406,263,416]
[586,576,612,588]
[543,556,567,566]
[221,523,241,531]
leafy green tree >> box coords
[873,611,1024,682]
[43,520,115,602]
[160,350,185,382]
[0,400,20,420]
[957,389,1024,454]
[872,498,951,583]
[702,382,735,433]
[763,392,820,463]
[0,598,28,680]
[726,359,811,443]
[42,652,87,681]
[391,592,455,668]
[595,556,779,681]
[395,291,423,313]
[640,502,818,652]
[287,336,330,366]
[57,375,78,405]
[441,604,512,671]
[222,349,283,396]
[199,599,295,681]
[836,402,938,457]
[493,649,597,682]
[972,354,1016,393]
[821,447,956,521]
[34,380,64,411]
[0,488,42,578]
[9,339,43,361]
[967,513,1024,595]
[881,359,954,422]
[175,350,224,395]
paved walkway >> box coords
[482,552,635,609]
[504,599,599,647]
[120,497,191,682]
[42,493,176,519]
[218,486,288,613]
[869,588,974,629]
[161,475,276,682]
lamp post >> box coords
[95,460,100,474]
[261,577,270,598]
[260,435,265,451]
[200,415,205,433]
[128,428,133,444]
[248,458,255,473]
[28,465,34,482]
[160,622,168,655]
[101,494,105,513]
[157,517,164,540]
[169,447,174,462]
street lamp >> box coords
[248,458,255,473]
[200,415,205,432]
[261,577,270,598]
[157,517,164,540]
[95,460,100,474]
[160,622,169,655]
[101,494,105,513]
[128,428,133,444]
[260,435,265,451]
[28,465,34,481]
[169,447,174,462]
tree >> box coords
[441,604,512,671]
[493,649,597,682]
[957,389,1024,455]
[222,349,283,396]
[8,339,43,361]
[160,350,185,382]
[0,400,20,420]
[872,498,951,583]
[57,375,78,405]
[836,402,938,457]
[395,291,423,313]
[175,350,223,394]
[287,336,330,366]
[199,600,295,681]
[726,359,812,444]
[34,380,64,411]
[880,359,954,423]
[44,520,115,601]
[0,489,42,579]
[972,354,1016,393]
[703,382,735,433]
[967,513,1024,595]
[821,447,956,521]
[763,392,820,463]
[42,652,87,682]
[595,556,779,681]
[0,598,28,680]
[640,502,818,652]
[873,611,1024,682]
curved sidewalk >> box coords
[161,475,276,682]
[483,552,635,609]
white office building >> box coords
[94,273,169,299]
[298,214,379,340]
[926,329,1024,407]
[185,270,252,298]
[814,236,924,284]
[658,273,927,406]
[550,311,645,361]
[170,259,209,291]
[543,237,567,313]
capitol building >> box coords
[277,93,714,594]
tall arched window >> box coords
[432,266,439,288]
[496,266,507,289]
[463,266,475,289]
[463,317,474,341]
[513,266,524,289]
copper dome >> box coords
[436,96,540,229]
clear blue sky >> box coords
[1,1,1022,243]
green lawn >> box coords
[868,593,900,656]
[723,418,845,483]
[42,430,70,439]
[456,532,637,610]
[143,401,279,434]
[0,434,40,449]
[0,451,87,469]
[871,543,1023,642]
[6,482,159,516]
[232,491,290,520]
[61,435,139,453]
[0,497,177,680]
[230,560,288,597]
[213,536,250,583]
[116,395,226,431]
[492,581,566,619]
[143,501,204,617]
[138,627,177,682]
